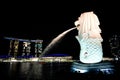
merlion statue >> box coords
[75,11,103,63]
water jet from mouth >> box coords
[40,27,77,57]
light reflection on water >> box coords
[6,62,44,80]
[0,62,72,80]
[0,62,119,80]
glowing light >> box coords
[72,68,88,73]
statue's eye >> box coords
[77,24,80,27]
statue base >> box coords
[71,61,115,74]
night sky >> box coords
[0,0,119,58]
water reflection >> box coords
[0,62,72,80]
[0,61,119,80]
[19,62,43,80]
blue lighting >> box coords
[17,55,34,58]
[71,61,115,74]
[4,37,43,42]
[0,55,12,58]
[43,53,70,57]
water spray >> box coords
[40,27,77,57]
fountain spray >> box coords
[40,27,77,57]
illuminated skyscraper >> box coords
[22,41,31,57]
[13,40,19,58]
[8,40,13,56]
[34,40,43,57]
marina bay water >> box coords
[0,61,119,80]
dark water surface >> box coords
[0,61,119,80]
